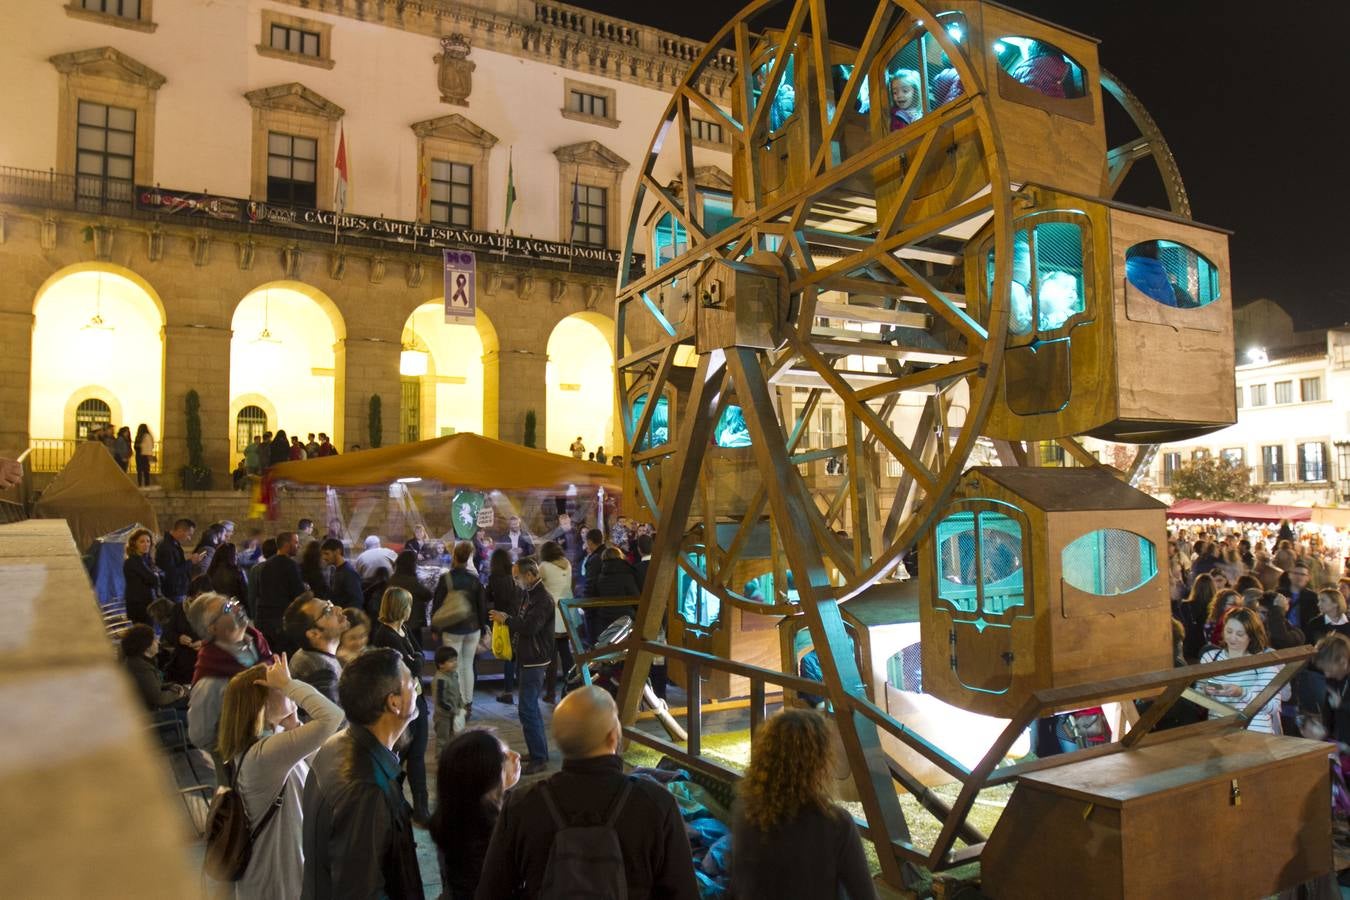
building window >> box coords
[561,79,618,127]
[236,405,268,454]
[429,160,472,228]
[1161,451,1180,487]
[1039,441,1065,466]
[81,0,139,17]
[400,379,421,444]
[1261,445,1283,484]
[76,100,135,207]
[1220,448,1244,468]
[692,119,724,144]
[570,184,607,247]
[75,398,112,441]
[1235,386,1243,409]
[1299,442,1326,482]
[1273,381,1293,405]
[270,23,321,57]
[267,132,318,206]
[1338,444,1350,501]
[1250,384,1268,407]
[569,90,607,118]
[1191,448,1210,461]
[1301,376,1322,402]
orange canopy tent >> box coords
[266,432,622,493]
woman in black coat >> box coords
[122,528,160,625]
[484,548,520,702]
[269,429,291,468]
[206,541,248,602]
[430,730,521,900]
[591,546,641,636]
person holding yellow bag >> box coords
[485,549,521,703]
[488,557,555,776]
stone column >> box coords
[0,310,33,459]
[162,325,231,487]
[337,338,400,451]
[494,345,548,446]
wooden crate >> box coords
[982,730,1333,900]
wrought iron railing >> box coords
[0,166,134,215]
[28,438,160,475]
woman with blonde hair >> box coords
[371,585,431,822]
[215,653,343,898]
[730,709,876,898]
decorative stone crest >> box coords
[435,34,475,106]
[369,255,387,284]
[329,252,347,281]
[518,274,535,300]
[406,259,425,289]
[237,239,255,271]
[192,231,211,266]
[549,278,566,303]
[145,225,164,262]
[282,244,302,278]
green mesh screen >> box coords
[989,220,1085,337]
[1061,529,1158,596]
[935,509,1026,617]
[676,552,720,628]
[881,13,967,129]
[993,36,1087,100]
[630,393,670,451]
[1125,240,1221,309]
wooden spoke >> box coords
[808,0,901,176]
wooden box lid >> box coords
[1017,731,1330,808]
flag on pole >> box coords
[334,124,349,216]
[569,167,581,242]
[503,147,516,232]
[417,152,428,223]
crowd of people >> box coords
[85,421,157,485]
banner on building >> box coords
[443,249,476,321]
[136,187,240,221]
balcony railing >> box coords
[0,167,134,215]
[28,438,160,475]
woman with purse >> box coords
[123,527,161,625]
[215,653,343,899]
[484,548,520,704]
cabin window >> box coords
[993,37,1087,100]
[752,54,797,133]
[935,508,1027,617]
[1061,529,1157,596]
[1125,240,1221,309]
[886,643,924,693]
[714,404,751,448]
[676,553,720,629]
[652,212,687,269]
[630,393,670,451]
[879,13,968,131]
[701,189,738,237]
[988,219,1087,337]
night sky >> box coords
[570,0,1349,329]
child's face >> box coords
[440,658,459,673]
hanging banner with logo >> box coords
[443,249,476,321]
[450,490,486,540]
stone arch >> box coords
[545,311,619,457]
[400,302,499,440]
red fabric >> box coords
[191,625,273,684]
[1168,499,1313,523]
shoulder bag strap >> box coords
[238,743,289,842]
[604,779,635,827]
[537,781,568,830]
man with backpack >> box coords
[475,685,699,899]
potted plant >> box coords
[523,409,537,448]
[368,394,383,448]
[180,389,212,490]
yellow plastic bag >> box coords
[491,621,513,661]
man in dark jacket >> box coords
[155,518,198,602]
[322,537,365,611]
[284,593,347,704]
[489,557,554,775]
[476,685,699,899]
[580,528,605,598]
[1284,562,1319,631]
[302,648,424,900]
[256,531,306,651]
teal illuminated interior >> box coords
[753,55,797,132]
[987,219,1086,337]
[935,508,1027,617]
[1061,529,1158,596]
[832,64,871,114]
[630,393,670,451]
[676,553,720,629]
[881,13,967,131]
[886,643,923,693]
[652,213,687,269]
[700,190,737,238]
[1125,240,1221,309]
[742,569,797,605]
[993,36,1087,100]
[714,404,751,448]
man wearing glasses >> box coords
[185,592,274,780]
[284,593,348,705]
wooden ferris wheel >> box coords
[610,0,1238,887]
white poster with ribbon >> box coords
[443,249,476,321]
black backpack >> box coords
[202,751,286,882]
[538,778,634,900]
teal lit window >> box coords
[988,220,1086,337]
[885,643,923,692]
[993,37,1087,100]
[753,55,797,132]
[934,508,1026,616]
[880,12,968,130]
[1061,529,1157,596]
[714,404,751,448]
[1125,240,1221,309]
[700,189,738,238]
[832,64,871,114]
[652,212,687,269]
[630,393,670,451]
[676,553,720,628]
[741,570,796,604]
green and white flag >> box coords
[504,147,517,232]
